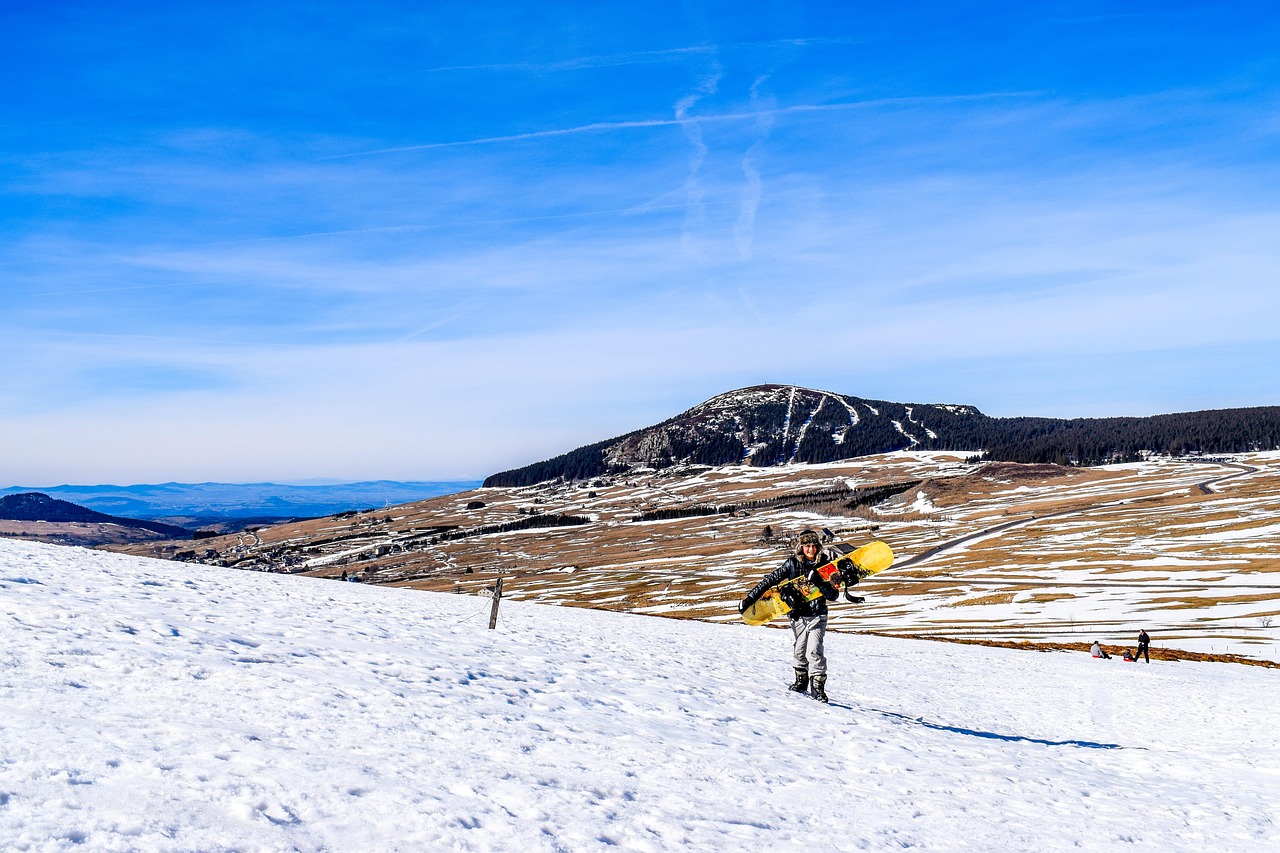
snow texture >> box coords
[1,539,1276,851]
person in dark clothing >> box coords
[739,529,841,702]
[1136,629,1150,663]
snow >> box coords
[1178,521,1280,542]
[890,419,920,446]
[908,490,938,514]
[2,538,1277,851]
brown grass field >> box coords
[108,451,1280,664]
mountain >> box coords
[0,480,481,525]
[485,384,1280,486]
[0,492,191,539]
[5,536,1273,851]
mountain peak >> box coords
[0,492,86,521]
[486,386,986,487]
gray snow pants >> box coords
[790,614,828,676]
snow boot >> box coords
[788,668,810,693]
[810,674,829,703]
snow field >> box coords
[1,539,1277,851]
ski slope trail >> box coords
[1,539,1275,851]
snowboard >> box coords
[741,540,894,626]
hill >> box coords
[0,493,190,540]
[484,384,1280,486]
[2,537,1275,850]
[0,480,480,526]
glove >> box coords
[806,569,822,585]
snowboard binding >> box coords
[836,558,867,603]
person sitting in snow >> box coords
[739,529,841,703]
[1090,640,1111,659]
[1122,649,1135,662]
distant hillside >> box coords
[485,384,1280,486]
[0,493,191,539]
[0,480,480,523]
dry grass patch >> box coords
[1144,596,1227,608]
[942,592,1018,607]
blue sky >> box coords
[4,1,1280,483]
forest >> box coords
[484,403,1280,487]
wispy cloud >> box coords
[7,3,1280,481]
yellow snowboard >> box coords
[741,540,894,626]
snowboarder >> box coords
[739,529,840,703]
[1136,629,1150,663]
[1090,640,1111,659]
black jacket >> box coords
[745,552,840,619]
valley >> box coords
[110,451,1280,662]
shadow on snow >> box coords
[833,703,1126,750]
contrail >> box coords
[419,37,849,75]
[734,74,775,259]
[321,118,687,159]
[321,91,1045,161]
[677,68,723,260]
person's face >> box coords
[802,542,819,560]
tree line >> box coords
[482,402,1280,486]
[628,481,921,523]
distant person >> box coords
[739,529,840,703]
[340,570,348,581]
[1122,649,1135,662]
[1090,641,1111,659]
[348,572,361,582]
[1136,629,1150,663]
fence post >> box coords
[488,576,504,629]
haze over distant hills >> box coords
[486,385,1280,486]
[0,493,190,539]
[0,480,480,527]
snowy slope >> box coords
[1,539,1276,851]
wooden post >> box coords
[488,576,503,629]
